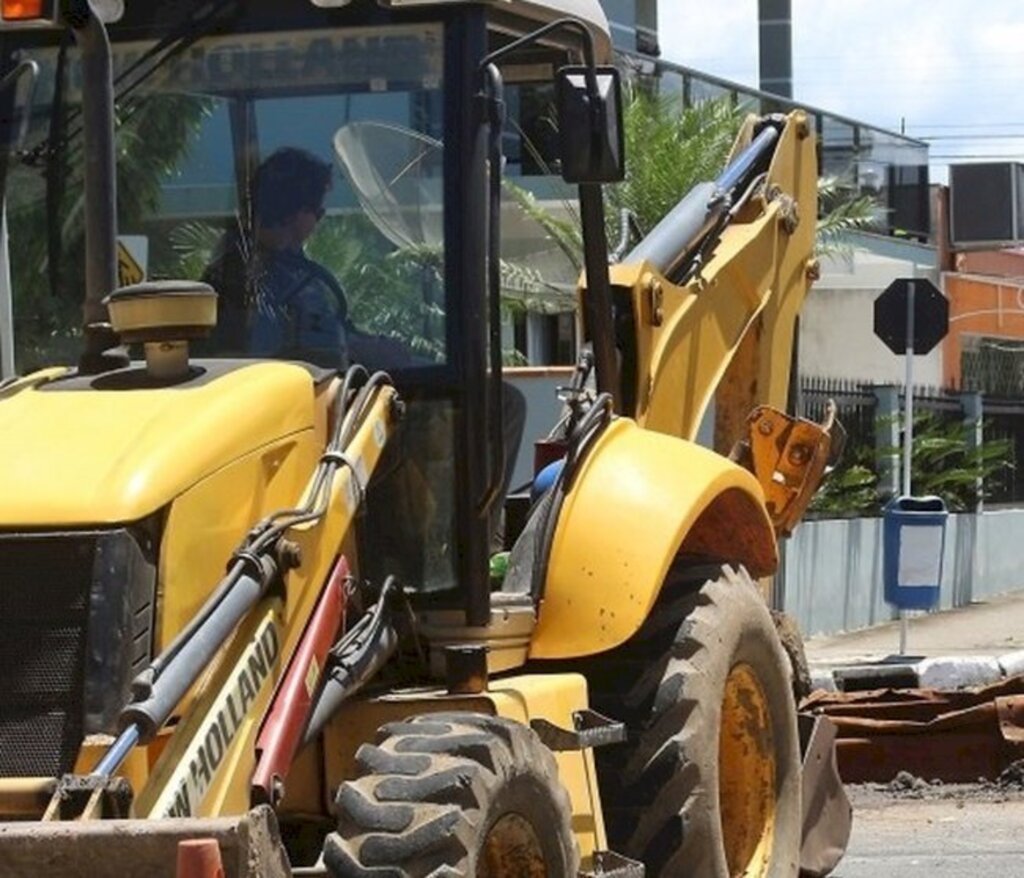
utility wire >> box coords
[919,134,1024,141]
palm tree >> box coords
[816,175,882,258]
[607,89,743,238]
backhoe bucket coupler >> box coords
[737,402,846,536]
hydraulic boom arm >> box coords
[593,111,819,452]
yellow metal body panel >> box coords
[321,673,605,863]
[530,418,776,659]
[486,674,606,859]
[531,112,817,660]
[157,434,318,649]
[0,779,57,819]
[0,353,395,816]
[0,362,317,525]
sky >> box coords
[655,1,1024,179]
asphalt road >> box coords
[834,793,1024,877]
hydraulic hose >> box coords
[140,366,387,686]
[119,556,277,744]
[531,393,613,597]
[302,576,402,745]
[625,121,782,283]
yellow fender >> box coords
[530,418,777,659]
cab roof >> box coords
[328,0,614,63]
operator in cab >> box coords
[203,147,407,370]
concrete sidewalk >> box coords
[802,589,1024,690]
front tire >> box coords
[591,565,801,877]
[324,712,578,877]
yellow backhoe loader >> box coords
[0,1,849,875]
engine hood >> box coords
[0,361,319,526]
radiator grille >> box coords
[0,534,94,778]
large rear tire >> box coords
[324,712,578,877]
[588,565,801,878]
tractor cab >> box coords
[0,0,614,630]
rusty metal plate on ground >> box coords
[801,675,1024,783]
[996,695,1024,745]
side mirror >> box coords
[555,65,625,184]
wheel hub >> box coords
[719,662,776,877]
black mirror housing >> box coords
[555,65,625,184]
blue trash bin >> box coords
[883,495,948,611]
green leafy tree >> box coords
[816,175,883,258]
[307,216,446,362]
[896,412,1012,511]
[808,450,879,516]
[608,90,743,237]
[811,411,1013,515]
[497,91,744,315]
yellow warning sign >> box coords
[117,240,144,287]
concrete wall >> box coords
[505,367,574,488]
[801,245,943,386]
[783,508,1024,637]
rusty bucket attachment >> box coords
[0,805,290,878]
[733,401,846,537]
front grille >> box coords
[0,534,95,778]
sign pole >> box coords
[899,280,916,655]
[874,276,949,659]
[903,280,915,498]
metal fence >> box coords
[800,377,877,461]
[978,396,1024,505]
[799,377,1024,510]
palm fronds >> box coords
[608,89,744,236]
[816,175,883,258]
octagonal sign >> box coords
[874,278,949,355]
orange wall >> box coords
[955,248,1024,277]
[943,273,1024,387]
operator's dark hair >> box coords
[253,147,332,228]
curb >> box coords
[809,649,1024,692]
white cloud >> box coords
[655,1,758,85]
[655,0,1024,169]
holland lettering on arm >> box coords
[157,618,280,817]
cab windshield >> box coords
[1,20,447,374]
